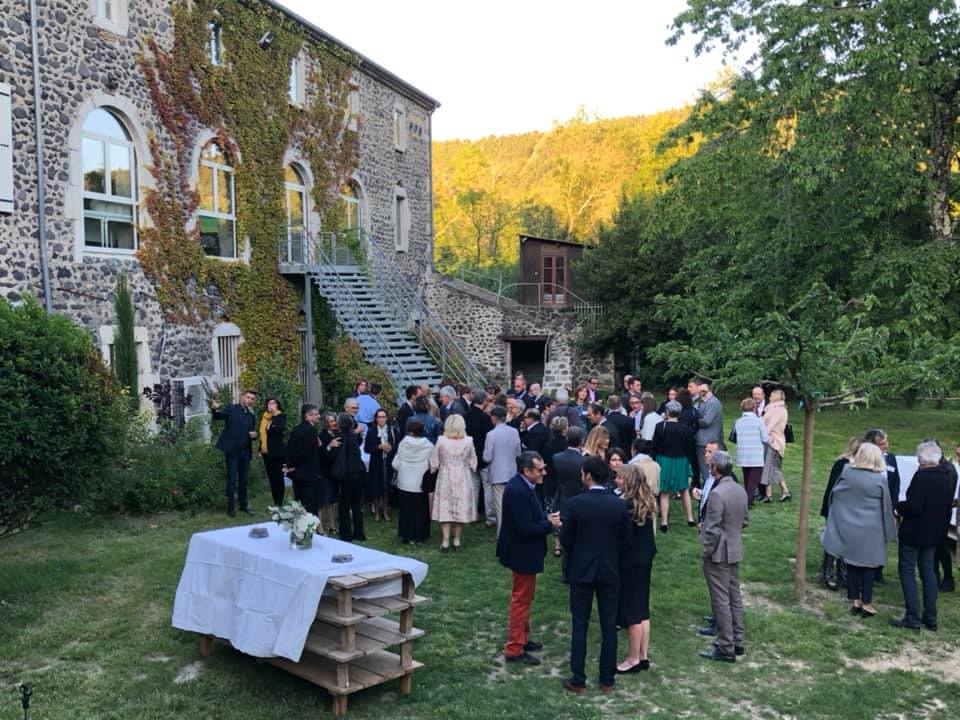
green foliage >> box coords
[113,273,138,406]
[433,108,695,272]
[254,351,303,421]
[105,417,226,513]
[0,297,128,536]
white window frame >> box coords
[212,323,243,403]
[82,110,139,255]
[393,103,407,152]
[288,53,306,107]
[393,184,409,252]
[0,83,12,214]
[340,183,361,231]
[346,88,360,132]
[90,0,128,35]
[98,325,155,394]
[284,164,308,262]
[197,142,238,260]
[208,22,223,66]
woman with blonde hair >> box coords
[760,389,791,502]
[583,425,611,458]
[822,442,896,616]
[616,464,658,673]
[430,413,478,552]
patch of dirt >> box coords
[741,582,785,614]
[845,643,960,684]
[731,699,799,719]
[173,660,206,684]
[144,654,172,663]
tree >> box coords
[113,273,138,408]
[670,0,960,244]
[456,188,513,265]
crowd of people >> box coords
[209,374,959,692]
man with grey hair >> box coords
[699,450,748,662]
[695,382,724,484]
[438,385,466,421]
[547,387,583,429]
[891,440,957,631]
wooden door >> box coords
[541,254,567,305]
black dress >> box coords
[337,430,367,542]
[262,413,287,506]
[617,504,657,626]
[364,424,398,500]
[318,428,337,506]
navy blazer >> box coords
[285,420,320,483]
[560,487,632,585]
[496,474,553,575]
[213,403,255,456]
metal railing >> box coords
[497,282,604,323]
[277,226,486,390]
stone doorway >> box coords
[509,339,546,386]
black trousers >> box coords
[293,479,322,516]
[224,451,251,511]
[569,581,618,687]
[338,471,365,542]
[935,537,954,584]
[262,456,286,506]
[846,563,877,603]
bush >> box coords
[254,351,303,422]
[0,297,128,537]
[106,417,228,513]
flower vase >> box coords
[290,531,313,550]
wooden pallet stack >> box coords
[199,569,429,716]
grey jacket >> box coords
[482,422,522,485]
[701,475,749,563]
[822,466,896,567]
[696,394,724,447]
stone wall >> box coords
[426,274,615,392]
[0,0,437,392]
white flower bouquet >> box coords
[268,500,319,549]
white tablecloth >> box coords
[172,524,428,661]
[895,456,958,525]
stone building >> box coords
[0,0,608,408]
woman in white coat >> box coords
[392,420,434,545]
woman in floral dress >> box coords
[430,413,478,552]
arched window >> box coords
[340,183,361,231]
[283,164,307,263]
[82,108,137,251]
[198,141,236,259]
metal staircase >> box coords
[278,228,486,395]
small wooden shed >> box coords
[517,234,584,307]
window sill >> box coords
[91,14,128,37]
[84,246,139,259]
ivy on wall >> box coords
[137,0,358,390]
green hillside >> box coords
[432,107,694,274]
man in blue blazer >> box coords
[496,451,562,666]
[560,456,632,694]
[211,389,258,517]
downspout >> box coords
[28,0,53,313]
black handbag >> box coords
[784,424,795,443]
[728,427,738,444]
[422,468,438,494]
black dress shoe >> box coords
[687,520,696,527]
[889,618,921,631]
[639,659,650,670]
[714,640,745,656]
[923,622,938,632]
[355,534,367,541]
[660,525,668,533]
[703,615,716,625]
[562,679,586,695]
[698,625,717,637]
[505,652,541,666]
[700,648,735,663]
[240,508,255,515]
[940,578,955,592]
[227,508,236,517]
[524,640,543,652]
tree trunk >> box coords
[793,403,816,598]
[927,97,957,244]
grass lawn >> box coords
[1,401,959,720]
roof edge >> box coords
[258,0,441,112]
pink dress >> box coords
[430,435,478,523]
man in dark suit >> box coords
[528,383,547,411]
[560,456,632,694]
[395,385,419,442]
[212,389,258,517]
[586,402,620,450]
[284,404,322,516]
[464,387,494,514]
[586,376,600,404]
[552,426,587,507]
[520,408,550,455]
[605,396,634,444]
[496,451,562,665]
[891,441,958,631]
[864,428,900,584]
[699,450,749,662]
[509,373,533,408]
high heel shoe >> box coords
[440,545,450,553]
[639,659,650,671]
[452,543,462,552]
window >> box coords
[340,183,360,231]
[542,254,567,305]
[208,22,223,66]
[82,108,137,251]
[197,141,236,259]
[97,0,113,21]
[0,83,12,214]
[393,184,409,252]
[91,0,128,35]
[393,103,407,151]
[346,88,360,131]
[288,55,305,106]
[98,325,152,393]
[283,164,307,262]
[213,326,242,402]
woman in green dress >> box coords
[652,401,695,532]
